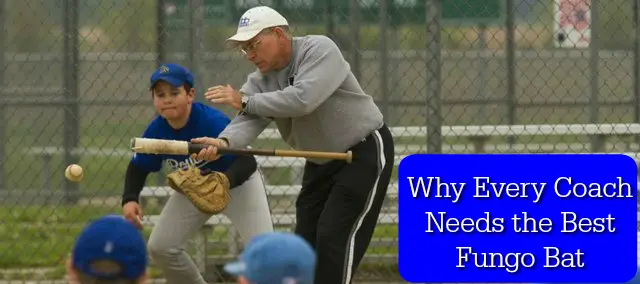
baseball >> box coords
[65,164,84,182]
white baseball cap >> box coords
[227,6,289,43]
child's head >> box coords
[224,232,316,284]
[66,215,148,284]
[149,63,195,122]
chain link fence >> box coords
[1,0,638,282]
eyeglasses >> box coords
[239,39,262,55]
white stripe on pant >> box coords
[342,129,387,284]
[147,170,274,284]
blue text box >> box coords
[398,154,638,283]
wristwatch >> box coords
[219,138,230,148]
[241,95,249,112]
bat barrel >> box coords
[131,137,190,155]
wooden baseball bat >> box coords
[130,137,353,163]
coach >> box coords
[191,5,395,284]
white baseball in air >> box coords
[65,164,84,182]
[165,4,177,15]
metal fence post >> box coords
[505,0,517,146]
[379,0,389,119]
[188,0,204,102]
[156,0,166,68]
[426,0,442,154]
[349,0,361,81]
[589,0,602,152]
[0,0,5,191]
[325,0,336,40]
[155,0,168,187]
[634,0,640,146]
[63,0,80,204]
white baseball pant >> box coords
[146,170,274,284]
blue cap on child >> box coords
[224,232,316,284]
[149,63,194,89]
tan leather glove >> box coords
[166,166,231,215]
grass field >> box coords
[0,203,399,281]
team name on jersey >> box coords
[165,156,211,171]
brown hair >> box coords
[150,82,194,96]
[75,260,140,284]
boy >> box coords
[66,215,148,284]
[121,63,274,284]
[224,232,316,284]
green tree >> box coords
[5,0,61,52]
[92,0,156,52]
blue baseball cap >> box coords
[149,63,194,89]
[72,215,147,280]
[224,232,316,284]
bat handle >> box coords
[187,143,209,154]
[187,143,257,157]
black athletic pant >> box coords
[294,125,395,284]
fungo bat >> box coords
[130,137,353,163]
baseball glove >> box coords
[166,166,231,215]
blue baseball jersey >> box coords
[131,102,236,173]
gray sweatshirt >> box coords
[218,35,385,164]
